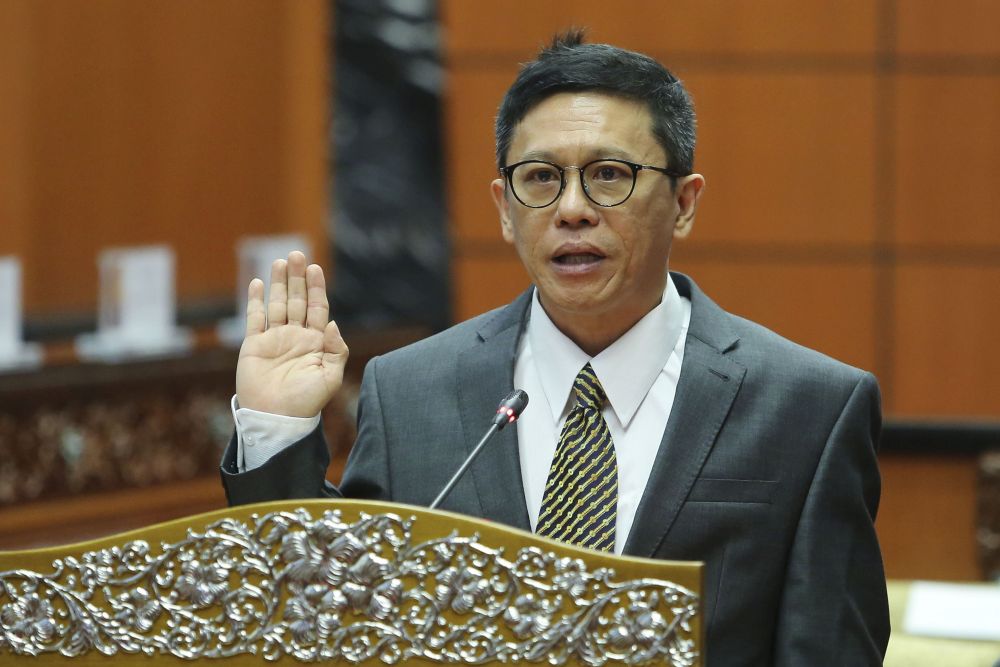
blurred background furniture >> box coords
[884,580,1000,667]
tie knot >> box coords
[573,363,606,410]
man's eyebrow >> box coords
[516,150,557,162]
[514,146,638,163]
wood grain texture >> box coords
[897,0,1000,56]
[671,259,878,373]
[0,0,329,317]
[891,265,1000,418]
[442,0,877,57]
[685,71,878,246]
[452,250,530,323]
[877,453,980,581]
[894,74,1000,246]
[444,68,516,245]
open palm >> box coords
[236,251,348,418]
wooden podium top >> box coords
[0,499,703,665]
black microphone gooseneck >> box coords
[428,389,529,510]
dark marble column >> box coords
[330,0,450,332]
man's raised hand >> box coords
[235,251,348,417]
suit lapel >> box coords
[455,290,533,531]
[624,273,746,558]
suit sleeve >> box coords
[219,421,339,505]
[338,356,393,500]
[773,371,890,665]
[218,356,391,506]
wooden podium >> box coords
[0,500,703,665]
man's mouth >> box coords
[553,252,604,265]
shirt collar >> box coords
[527,275,687,428]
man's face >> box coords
[491,92,704,346]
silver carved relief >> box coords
[0,509,699,664]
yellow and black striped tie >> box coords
[536,363,618,552]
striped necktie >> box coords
[536,363,618,552]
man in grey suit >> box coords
[221,32,889,665]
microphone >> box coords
[429,389,529,510]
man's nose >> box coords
[556,168,597,226]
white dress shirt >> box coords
[232,396,319,473]
[234,277,691,555]
[515,276,690,554]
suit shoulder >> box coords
[363,299,521,383]
[678,272,873,389]
[725,312,874,388]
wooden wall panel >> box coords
[896,0,1000,56]
[445,67,517,245]
[892,266,1000,418]
[0,0,329,317]
[443,1,877,57]
[687,72,877,246]
[672,259,878,372]
[894,74,1000,246]
[877,453,981,581]
[0,1,32,262]
[452,250,529,322]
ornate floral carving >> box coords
[0,509,699,664]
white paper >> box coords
[903,580,1000,641]
[101,247,175,340]
[77,245,191,361]
[0,256,43,370]
[0,257,20,353]
[217,234,310,347]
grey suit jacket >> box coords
[221,272,889,666]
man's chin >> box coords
[537,289,613,319]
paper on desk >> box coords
[75,245,192,361]
[216,234,310,347]
[903,580,1000,641]
[0,256,43,370]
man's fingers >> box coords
[267,259,288,326]
[323,319,349,359]
[245,278,266,336]
[305,264,329,331]
[286,251,308,325]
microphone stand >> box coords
[429,423,500,510]
[428,389,528,510]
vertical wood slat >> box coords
[878,453,981,581]
[442,1,879,57]
[892,265,1000,418]
[894,74,1000,247]
[0,1,33,262]
[896,0,1000,56]
[671,259,879,373]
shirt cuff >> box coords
[231,395,321,472]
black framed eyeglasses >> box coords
[500,158,688,208]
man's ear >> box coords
[491,177,515,244]
[673,173,705,239]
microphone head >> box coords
[492,389,529,430]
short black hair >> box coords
[495,28,696,174]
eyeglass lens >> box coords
[508,160,637,208]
